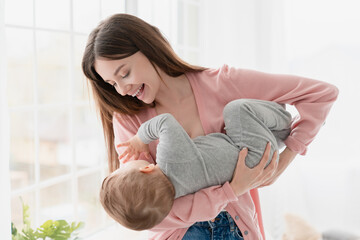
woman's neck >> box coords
[155,72,193,108]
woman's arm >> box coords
[259,147,297,187]
[223,66,339,155]
[152,146,277,231]
[151,182,238,230]
[220,66,338,187]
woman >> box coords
[82,14,338,240]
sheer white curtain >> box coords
[201,1,360,239]
[0,0,11,238]
[255,1,360,239]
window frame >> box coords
[1,0,12,238]
[3,0,125,238]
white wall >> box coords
[201,0,286,72]
[200,1,360,239]
[201,0,257,68]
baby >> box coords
[100,99,292,230]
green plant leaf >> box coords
[12,197,85,240]
[11,222,18,236]
[20,198,33,234]
[22,228,37,240]
[70,222,84,232]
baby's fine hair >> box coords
[100,166,175,230]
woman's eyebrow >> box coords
[114,64,126,76]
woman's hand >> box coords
[230,143,278,196]
[117,135,150,163]
[258,147,297,187]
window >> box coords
[4,0,126,238]
[135,0,203,66]
[3,0,202,238]
[175,0,202,64]
[1,0,11,238]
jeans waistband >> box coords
[192,211,237,229]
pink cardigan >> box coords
[113,65,339,240]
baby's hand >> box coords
[117,135,150,163]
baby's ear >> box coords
[139,164,155,173]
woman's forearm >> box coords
[280,147,297,163]
[151,182,237,231]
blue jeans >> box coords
[182,211,244,240]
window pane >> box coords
[78,172,103,235]
[187,51,199,65]
[39,181,73,223]
[101,0,125,18]
[177,49,185,61]
[11,193,36,230]
[74,34,89,102]
[39,108,71,181]
[177,1,184,45]
[10,111,35,190]
[35,0,70,30]
[6,28,35,107]
[36,31,70,104]
[5,0,33,26]
[74,106,103,169]
[73,0,101,34]
[186,4,199,48]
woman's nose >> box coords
[117,84,131,96]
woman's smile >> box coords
[131,84,144,98]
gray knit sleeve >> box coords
[137,113,198,164]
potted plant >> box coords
[12,199,84,240]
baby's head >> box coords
[100,160,175,230]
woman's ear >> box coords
[139,164,155,173]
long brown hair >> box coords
[82,14,206,172]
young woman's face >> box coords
[94,51,161,104]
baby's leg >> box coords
[223,99,292,168]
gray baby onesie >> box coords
[137,99,292,198]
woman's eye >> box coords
[122,71,130,79]
[112,82,117,87]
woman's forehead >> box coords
[94,52,141,71]
[94,58,126,78]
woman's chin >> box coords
[139,96,154,104]
[143,100,153,104]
